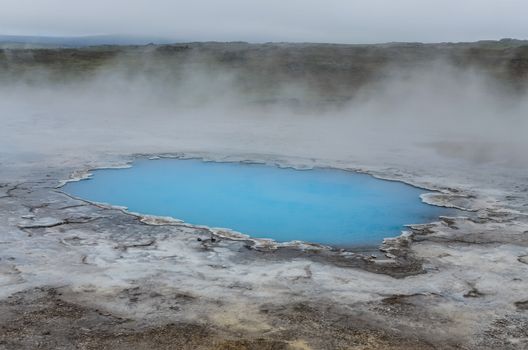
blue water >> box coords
[63,158,453,247]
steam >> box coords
[1,50,527,176]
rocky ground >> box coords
[1,152,527,349]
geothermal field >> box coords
[1,40,528,349]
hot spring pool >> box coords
[63,158,454,247]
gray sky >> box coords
[1,0,527,43]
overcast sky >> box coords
[1,0,527,43]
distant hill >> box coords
[0,35,179,48]
[1,39,527,107]
[1,35,527,49]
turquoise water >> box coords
[63,158,453,247]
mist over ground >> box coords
[1,42,527,176]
